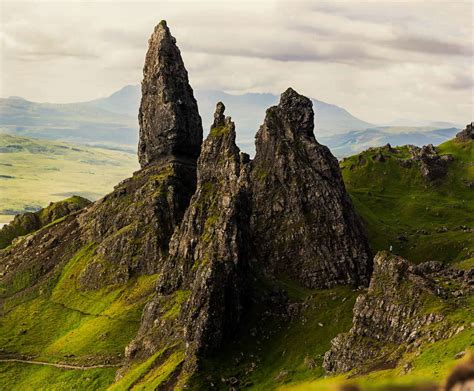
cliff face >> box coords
[323,252,472,375]
[250,88,372,288]
[120,92,374,385]
[138,20,203,167]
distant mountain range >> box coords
[320,126,460,157]
[0,85,463,156]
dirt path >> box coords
[0,358,120,370]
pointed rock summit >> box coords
[126,103,250,377]
[138,20,203,167]
[250,87,372,288]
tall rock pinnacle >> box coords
[138,20,203,167]
[250,87,373,288]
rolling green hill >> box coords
[0,132,138,225]
[341,138,473,265]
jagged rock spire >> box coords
[138,20,203,167]
[212,101,226,128]
[250,87,372,289]
[126,103,250,378]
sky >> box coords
[0,0,472,124]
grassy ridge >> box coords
[341,139,473,264]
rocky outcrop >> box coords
[124,103,250,380]
[408,144,453,181]
[323,252,471,374]
[0,196,90,249]
[456,122,473,142]
[138,20,203,167]
[250,88,372,289]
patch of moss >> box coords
[209,125,230,137]
[132,351,185,390]
[162,290,191,320]
[198,283,358,390]
[107,348,168,391]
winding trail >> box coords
[0,358,120,370]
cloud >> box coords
[444,73,474,90]
[0,0,472,124]
[388,34,472,56]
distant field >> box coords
[0,132,139,224]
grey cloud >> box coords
[4,30,99,60]
[444,73,474,90]
[388,35,472,56]
[181,41,384,66]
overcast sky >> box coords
[0,0,472,123]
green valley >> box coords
[0,132,138,225]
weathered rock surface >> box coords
[456,122,474,142]
[250,88,372,288]
[0,196,90,250]
[323,252,470,374]
[138,20,203,168]
[408,144,453,181]
[124,104,250,381]
[0,21,201,298]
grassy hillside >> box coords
[0,137,471,390]
[0,132,138,224]
[0,240,159,389]
[341,138,473,264]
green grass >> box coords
[283,328,473,391]
[108,348,184,391]
[197,282,358,390]
[0,132,138,224]
[0,362,116,391]
[0,243,158,388]
[342,140,473,264]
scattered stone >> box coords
[274,370,289,382]
[402,362,413,374]
[454,351,465,360]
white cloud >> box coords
[0,0,472,124]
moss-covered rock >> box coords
[0,195,90,249]
[323,251,473,375]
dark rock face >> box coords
[456,122,473,142]
[408,144,452,181]
[0,161,196,294]
[138,20,203,167]
[250,88,372,288]
[323,252,471,374]
[125,104,250,377]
